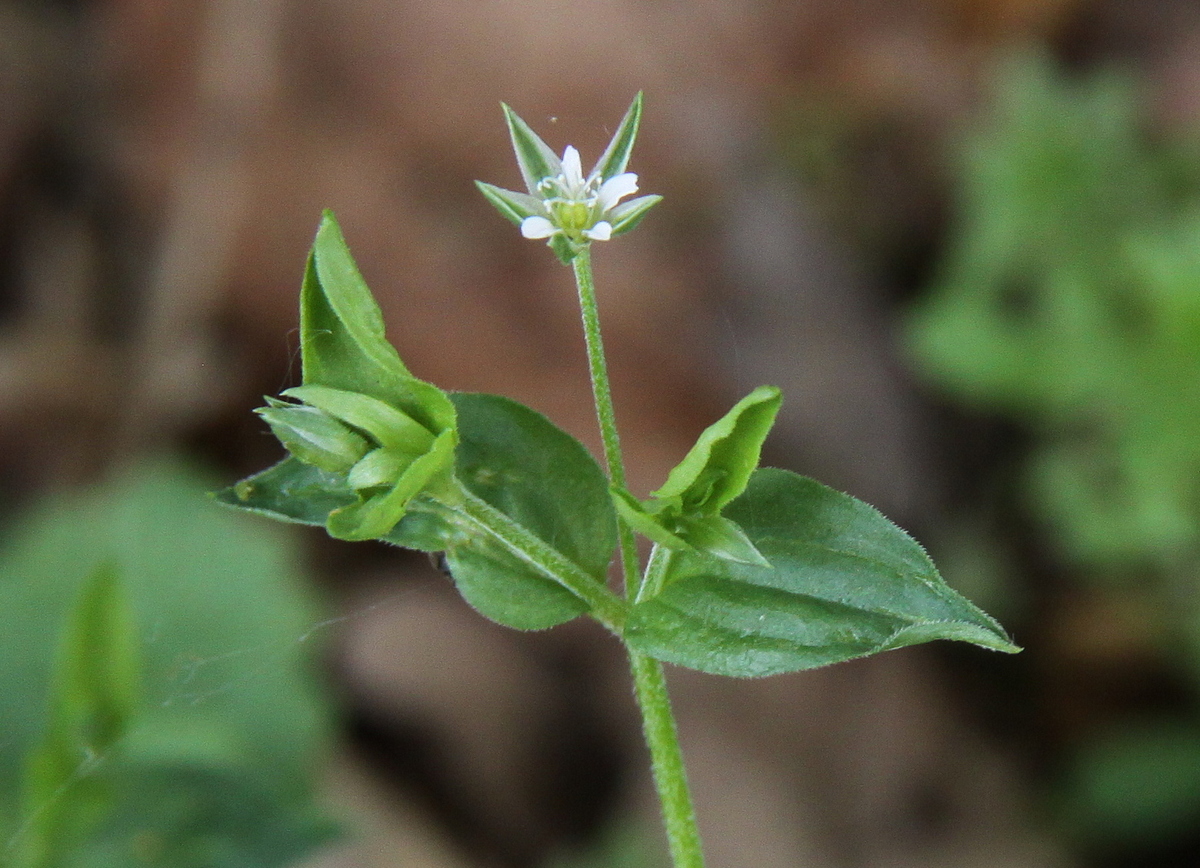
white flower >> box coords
[518,146,639,244]
[476,94,662,263]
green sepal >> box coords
[474,181,546,227]
[625,469,1020,677]
[254,400,369,473]
[609,195,663,237]
[654,385,782,513]
[502,103,563,197]
[592,92,643,181]
[549,233,578,265]
[283,384,434,454]
[19,563,141,866]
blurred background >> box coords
[3,0,1200,866]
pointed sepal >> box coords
[502,103,563,196]
[475,181,546,227]
[592,92,644,181]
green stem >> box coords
[571,246,706,868]
[451,480,627,632]
[572,248,641,598]
[630,651,706,868]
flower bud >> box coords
[255,400,369,473]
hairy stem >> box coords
[572,248,641,599]
[452,480,626,632]
[571,246,706,868]
[630,651,706,868]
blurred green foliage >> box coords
[907,53,1200,853]
[909,53,1200,575]
[0,462,337,867]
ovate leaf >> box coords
[444,393,617,630]
[301,212,411,389]
[213,458,357,526]
[625,469,1019,677]
[653,385,781,513]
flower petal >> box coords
[521,216,558,239]
[561,146,585,190]
[582,221,612,241]
[597,173,639,211]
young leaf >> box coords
[654,385,781,513]
[611,487,689,550]
[299,213,457,437]
[502,103,564,196]
[282,384,434,454]
[443,393,617,629]
[675,514,769,567]
[19,563,140,867]
[625,469,1020,677]
[301,212,410,389]
[255,400,370,473]
[326,428,457,541]
[592,92,643,181]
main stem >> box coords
[571,247,706,868]
[572,248,640,599]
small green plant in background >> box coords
[13,564,139,868]
[0,464,336,867]
[907,54,1200,853]
[218,94,1017,868]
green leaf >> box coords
[301,212,411,389]
[474,181,545,227]
[611,487,689,550]
[300,213,457,437]
[18,563,140,868]
[217,460,461,552]
[254,401,369,473]
[283,384,434,454]
[0,461,335,865]
[443,393,617,630]
[653,385,782,514]
[625,469,1019,677]
[675,514,768,567]
[502,103,563,196]
[213,457,357,526]
[326,428,457,541]
[592,92,643,181]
